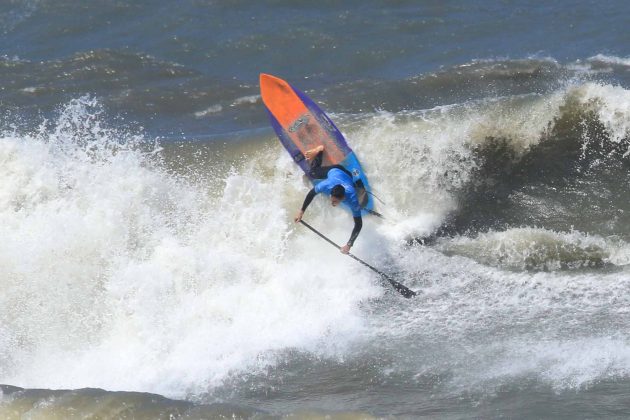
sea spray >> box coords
[0,98,377,398]
[3,75,630,412]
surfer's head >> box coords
[331,185,345,207]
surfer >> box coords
[294,145,362,254]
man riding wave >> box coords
[294,145,362,254]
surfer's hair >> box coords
[331,185,345,199]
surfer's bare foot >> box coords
[304,145,324,160]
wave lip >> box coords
[439,228,630,271]
[0,384,381,419]
[0,384,266,419]
[587,54,630,69]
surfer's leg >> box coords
[308,148,328,179]
[306,147,354,180]
[305,145,324,161]
[311,162,353,180]
[328,164,353,179]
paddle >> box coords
[299,220,417,298]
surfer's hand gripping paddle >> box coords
[299,220,417,298]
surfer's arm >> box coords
[301,188,317,211]
[341,216,362,254]
[295,188,317,222]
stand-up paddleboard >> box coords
[259,73,375,215]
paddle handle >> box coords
[299,220,416,298]
[300,220,373,269]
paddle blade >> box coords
[389,280,417,298]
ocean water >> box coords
[1,1,630,418]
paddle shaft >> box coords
[299,220,416,298]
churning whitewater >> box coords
[0,97,380,398]
[2,70,630,414]
[2,0,630,416]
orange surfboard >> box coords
[260,73,374,214]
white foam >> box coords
[588,54,630,68]
[5,78,630,398]
[464,336,630,391]
[231,95,260,106]
[440,227,630,271]
[369,243,630,393]
[570,82,630,144]
[0,97,379,397]
[194,105,223,118]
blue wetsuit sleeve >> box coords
[312,181,326,194]
[314,179,330,194]
[301,188,317,211]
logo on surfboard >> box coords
[288,114,310,132]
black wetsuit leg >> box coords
[309,151,353,179]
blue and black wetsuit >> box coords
[301,151,363,247]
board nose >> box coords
[259,73,304,125]
[260,73,291,96]
[259,73,276,103]
[259,73,271,86]
[259,73,279,90]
